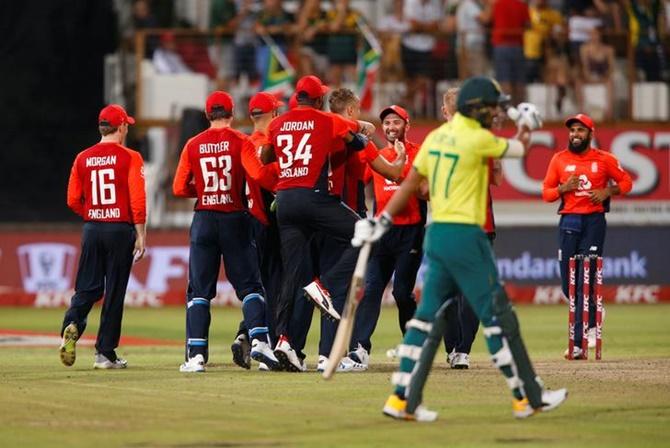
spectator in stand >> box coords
[524,0,564,83]
[211,0,259,88]
[132,0,160,58]
[544,26,572,114]
[255,0,295,87]
[455,0,492,78]
[153,31,193,74]
[488,0,531,104]
[567,6,602,64]
[295,0,329,78]
[378,0,411,82]
[593,0,624,32]
[326,0,363,86]
[210,0,238,88]
[402,0,441,117]
[626,0,667,82]
[579,26,616,119]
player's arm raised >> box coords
[367,140,406,182]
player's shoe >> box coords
[316,355,366,373]
[446,349,456,367]
[93,353,128,369]
[347,344,370,369]
[258,362,269,371]
[587,327,596,348]
[563,346,586,360]
[273,335,303,372]
[304,279,341,321]
[451,352,470,369]
[382,394,438,422]
[250,339,280,371]
[513,388,569,419]
[59,322,79,367]
[179,354,205,373]
[231,333,251,370]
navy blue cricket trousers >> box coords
[62,222,135,358]
[350,224,424,353]
[558,213,606,346]
[274,188,360,340]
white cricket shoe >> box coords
[316,355,367,373]
[179,354,205,373]
[231,333,251,370]
[258,362,269,371]
[563,346,585,360]
[304,279,341,321]
[93,353,128,370]
[451,352,470,369]
[250,339,280,371]
[513,388,569,419]
[347,344,370,369]
[273,336,304,372]
[446,349,456,366]
[59,322,78,367]
[587,327,596,348]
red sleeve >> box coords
[127,150,147,224]
[331,114,358,139]
[542,153,562,202]
[604,153,633,195]
[363,140,379,163]
[66,155,85,217]
[241,139,278,191]
[173,141,197,197]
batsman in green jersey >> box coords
[352,77,568,422]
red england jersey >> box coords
[328,141,378,211]
[369,140,423,225]
[542,147,633,214]
[67,142,146,224]
[173,127,249,212]
[268,106,357,191]
[241,130,279,226]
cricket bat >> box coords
[322,242,372,380]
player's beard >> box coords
[385,130,405,144]
[568,135,591,153]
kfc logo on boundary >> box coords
[18,243,77,292]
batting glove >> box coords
[351,212,392,247]
[507,102,543,131]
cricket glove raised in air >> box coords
[351,212,392,247]
[507,102,543,131]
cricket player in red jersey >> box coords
[302,89,407,372]
[173,91,279,372]
[230,92,283,371]
[260,75,373,371]
[542,113,632,359]
[59,104,146,370]
[347,104,426,369]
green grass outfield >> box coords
[1,305,669,448]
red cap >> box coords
[288,93,298,110]
[380,105,410,123]
[295,75,329,99]
[99,104,135,127]
[249,92,285,115]
[565,113,595,132]
[206,91,234,115]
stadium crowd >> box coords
[124,0,669,119]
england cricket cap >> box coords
[249,92,285,115]
[565,113,595,132]
[295,75,330,99]
[379,105,410,123]
[99,104,135,127]
[206,91,234,114]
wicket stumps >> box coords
[567,254,603,360]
